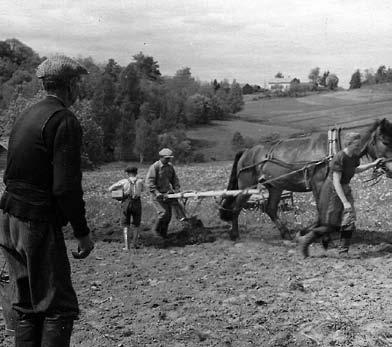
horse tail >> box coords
[219,150,244,221]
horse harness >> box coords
[237,137,334,190]
[237,126,388,189]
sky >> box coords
[1,0,392,88]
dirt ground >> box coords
[1,162,392,346]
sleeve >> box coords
[51,111,90,238]
[146,163,158,195]
[109,179,125,192]
[330,151,344,173]
[171,167,181,192]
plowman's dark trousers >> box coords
[0,211,78,346]
[150,197,186,237]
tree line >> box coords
[0,39,244,165]
[349,65,392,89]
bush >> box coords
[192,152,205,163]
[159,130,193,163]
[232,131,245,150]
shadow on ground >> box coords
[96,219,234,249]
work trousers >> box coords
[0,211,79,320]
[150,197,186,237]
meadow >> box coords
[188,84,392,161]
[1,87,392,346]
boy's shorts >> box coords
[121,197,142,227]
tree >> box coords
[318,71,329,87]
[227,80,244,113]
[104,58,122,82]
[242,83,254,95]
[91,60,122,160]
[76,56,102,100]
[212,79,220,92]
[158,130,192,163]
[362,69,376,85]
[308,67,320,84]
[133,52,161,81]
[115,62,142,160]
[374,65,392,83]
[275,72,284,78]
[232,131,245,150]
[71,100,105,164]
[134,115,159,163]
[349,70,361,89]
[326,73,339,90]
[185,93,211,125]
[0,90,45,136]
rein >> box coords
[236,156,331,191]
[237,122,390,189]
[237,137,332,189]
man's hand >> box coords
[156,192,169,201]
[373,158,384,167]
[72,233,94,259]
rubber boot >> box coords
[321,235,331,250]
[339,227,353,254]
[15,317,43,347]
[298,231,318,258]
[123,227,129,251]
[41,318,73,347]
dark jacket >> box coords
[0,96,89,238]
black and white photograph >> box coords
[0,1,392,346]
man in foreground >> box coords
[0,55,94,346]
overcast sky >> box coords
[1,0,392,88]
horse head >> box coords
[370,118,392,177]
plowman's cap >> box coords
[125,166,138,174]
[36,55,88,80]
[159,148,174,158]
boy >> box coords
[109,166,144,250]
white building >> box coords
[267,77,293,91]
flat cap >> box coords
[36,55,88,80]
[125,166,138,174]
[159,148,174,158]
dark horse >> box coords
[220,118,392,240]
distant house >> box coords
[268,77,293,91]
[0,138,8,170]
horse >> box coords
[220,118,392,240]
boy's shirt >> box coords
[109,176,144,198]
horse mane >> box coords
[380,118,392,140]
[362,118,392,142]
[363,119,381,138]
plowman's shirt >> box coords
[109,177,144,198]
[145,160,180,195]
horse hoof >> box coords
[280,230,293,240]
[229,232,239,241]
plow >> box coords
[165,187,295,229]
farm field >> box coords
[188,85,392,160]
[1,162,392,347]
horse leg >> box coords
[229,193,250,241]
[265,188,291,239]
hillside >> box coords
[187,85,392,161]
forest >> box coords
[0,39,244,165]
